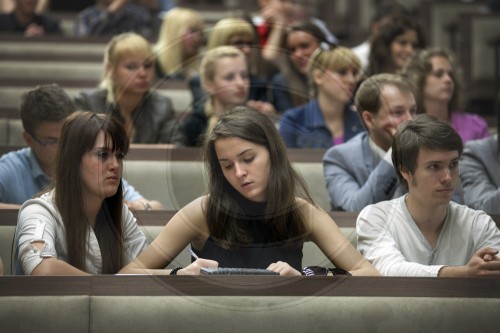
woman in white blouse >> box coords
[13,111,148,275]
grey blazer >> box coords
[460,134,500,214]
[322,132,402,211]
[74,88,185,144]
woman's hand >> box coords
[177,258,218,275]
[246,100,277,115]
[267,261,302,276]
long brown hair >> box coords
[53,111,130,273]
[368,14,425,76]
[402,47,464,116]
[203,107,312,248]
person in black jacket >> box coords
[0,0,62,37]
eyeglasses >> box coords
[31,134,59,148]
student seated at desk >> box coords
[279,47,364,148]
[180,46,251,146]
[154,7,204,82]
[75,32,184,145]
[357,115,500,277]
[403,47,490,143]
[188,17,275,113]
[13,111,149,275]
[120,107,379,276]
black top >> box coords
[188,74,270,106]
[192,198,304,271]
[74,88,185,144]
[0,12,62,34]
[179,101,207,146]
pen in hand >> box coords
[188,248,199,260]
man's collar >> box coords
[27,148,49,180]
[368,137,386,160]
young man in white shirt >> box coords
[357,114,500,277]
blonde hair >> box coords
[200,45,246,92]
[308,47,361,96]
[100,32,153,103]
[154,7,204,78]
[200,46,246,133]
[206,17,256,50]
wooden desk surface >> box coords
[0,275,499,298]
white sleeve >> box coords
[356,204,443,277]
[15,202,58,275]
[121,205,149,264]
[473,211,500,251]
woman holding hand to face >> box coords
[14,111,148,275]
[120,107,379,276]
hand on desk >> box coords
[178,258,218,275]
[440,247,500,277]
[267,261,301,276]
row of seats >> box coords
[3,275,498,333]
[123,159,330,211]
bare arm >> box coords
[261,5,288,65]
[303,201,380,276]
[125,198,164,210]
[119,196,216,275]
[31,257,90,276]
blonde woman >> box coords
[75,32,184,145]
[190,17,274,113]
[279,47,364,148]
[154,7,204,81]
[180,46,250,146]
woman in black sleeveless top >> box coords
[120,107,379,276]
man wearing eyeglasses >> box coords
[0,84,160,210]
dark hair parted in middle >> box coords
[392,114,463,188]
[203,106,313,248]
[54,111,130,274]
[368,14,425,76]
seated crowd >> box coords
[0,0,499,278]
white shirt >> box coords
[14,190,148,275]
[351,41,370,72]
[357,195,500,276]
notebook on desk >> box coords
[200,267,279,275]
